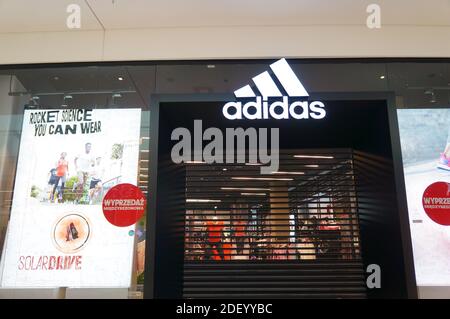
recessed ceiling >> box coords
[1,61,448,109]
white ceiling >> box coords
[0,0,449,33]
[0,0,101,32]
[88,0,450,28]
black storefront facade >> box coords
[145,91,417,299]
[2,58,450,299]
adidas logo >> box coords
[223,58,326,120]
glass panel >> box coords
[0,66,154,299]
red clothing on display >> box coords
[211,243,232,261]
[319,224,340,230]
[207,220,224,243]
[234,220,246,237]
[223,243,232,260]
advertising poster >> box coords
[398,108,450,286]
[0,108,142,288]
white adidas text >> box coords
[223,96,326,120]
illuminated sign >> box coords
[0,108,141,288]
[223,58,326,120]
[397,108,450,287]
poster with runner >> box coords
[397,108,450,286]
[0,108,141,288]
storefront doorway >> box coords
[183,149,365,298]
[147,94,411,299]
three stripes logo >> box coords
[223,58,326,120]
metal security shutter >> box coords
[183,149,367,299]
[183,262,366,298]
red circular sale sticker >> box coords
[102,183,146,227]
[422,181,450,226]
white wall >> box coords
[0,0,449,64]
[0,26,449,65]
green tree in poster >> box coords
[63,176,79,203]
[30,185,39,198]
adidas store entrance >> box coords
[147,90,412,298]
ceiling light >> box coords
[305,165,319,168]
[430,94,436,103]
[186,160,207,164]
[207,65,216,69]
[221,187,270,191]
[118,76,124,81]
[186,199,221,203]
[270,171,304,175]
[379,75,385,79]
[112,93,122,99]
[53,76,60,81]
[425,89,436,103]
[222,168,227,171]
[231,177,293,181]
[241,193,266,196]
[294,155,334,159]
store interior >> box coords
[184,150,360,262]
